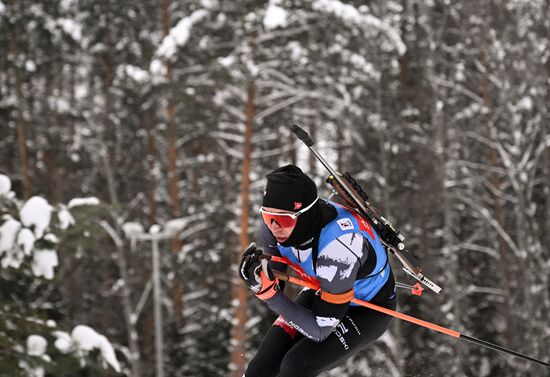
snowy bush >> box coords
[0,175,121,375]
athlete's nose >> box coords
[269,219,281,229]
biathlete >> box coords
[239,164,397,377]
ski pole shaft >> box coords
[271,270,460,338]
[269,268,549,368]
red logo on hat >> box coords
[293,202,303,210]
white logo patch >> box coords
[316,316,339,327]
[337,218,354,231]
[317,265,338,282]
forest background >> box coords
[0,0,549,376]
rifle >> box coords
[291,124,442,294]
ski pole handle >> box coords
[259,254,321,290]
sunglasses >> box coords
[259,197,319,228]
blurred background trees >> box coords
[1,0,548,376]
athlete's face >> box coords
[260,207,297,243]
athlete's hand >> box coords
[239,243,279,300]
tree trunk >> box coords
[377,52,403,375]
[438,100,466,376]
[103,11,119,208]
[9,0,31,200]
[378,61,390,216]
[162,0,184,319]
[229,74,255,377]
[397,0,410,106]
[42,63,65,203]
[545,0,550,253]
[480,48,515,347]
[146,108,158,225]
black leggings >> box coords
[245,289,396,377]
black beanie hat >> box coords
[262,165,318,211]
[261,165,335,248]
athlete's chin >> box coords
[275,235,288,243]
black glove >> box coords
[238,243,279,300]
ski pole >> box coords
[261,257,549,368]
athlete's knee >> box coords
[244,354,278,377]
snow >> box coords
[0,217,23,268]
[517,96,533,111]
[149,224,162,234]
[18,362,45,377]
[218,55,236,67]
[27,335,48,356]
[314,0,362,22]
[60,0,76,12]
[20,197,53,239]
[55,98,70,113]
[44,233,59,244]
[264,3,288,30]
[53,331,72,353]
[68,197,100,208]
[455,62,466,82]
[122,222,144,238]
[57,206,75,230]
[17,228,35,255]
[31,249,58,280]
[53,327,121,372]
[156,9,209,59]
[0,217,20,255]
[149,59,167,77]
[72,325,104,351]
[71,325,121,372]
[25,334,50,377]
[312,0,406,55]
[165,218,187,234]
[59,18,82,42]
[25,60,37,72]
[125,64,150,82]
[287,41,305,61]
[0,174,12,195]
[349,53,376,77]
[200,0,218,9]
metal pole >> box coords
[152,238,164,377]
